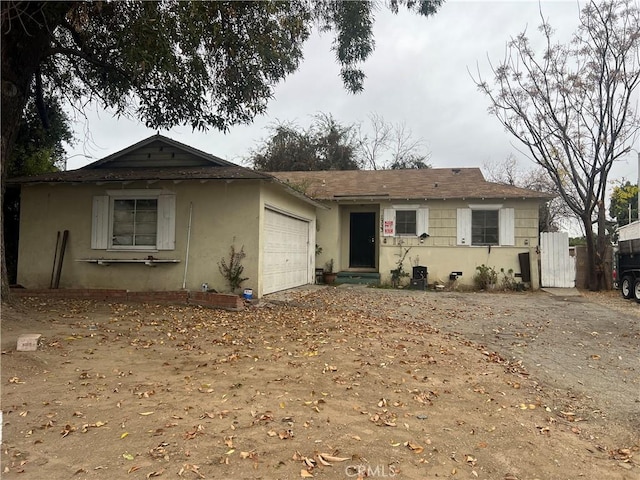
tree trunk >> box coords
[583,216,598,292]
[1,2,70,301]
[595,200,607,291]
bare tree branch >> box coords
[473,0,640,290]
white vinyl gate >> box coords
[540,232,576,288]
[262,209,311,295]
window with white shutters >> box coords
[457,206,514,246]
[91,190,176,250]
[383,206,429,237]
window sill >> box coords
[77,258,180,267]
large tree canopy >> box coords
[2,0,442,159]
[250,115,360,171]
[8,96,74,177]
[475,0,640,291]
[249,112,431,171]
[0,0,443,298]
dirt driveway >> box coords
[274,286,640,442]
[1,287,639,480]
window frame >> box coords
[382,206,429,238]
[395,209,418,236]
[456,205,515,246]
[92,189,176,252]
[110,196,159,250]
[471,209,499,246]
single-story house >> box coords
[10,134,551,298]
[10,134,321,298]
[269,169,552,289]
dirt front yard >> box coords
[1,287,639,480]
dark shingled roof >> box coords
[8,166,271,184]
[8,134,270,185]
[269,168,553,201]
[7,132,551,204]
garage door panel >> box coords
[263,209,310,294]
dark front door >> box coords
[349,212,376,268]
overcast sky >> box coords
[64,0,640,185]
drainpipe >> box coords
[182,202,193,289]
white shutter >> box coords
[383,208,396,236]
[157,194,176,250]
[457,208,471,245]
[91,196,109,249]
[416,208,429,236]
[499,208,515,246]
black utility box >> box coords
[409,278,427,291]
[412,266,428,279]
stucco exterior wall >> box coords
[17,180,314,295]
[377,199,541,287]
[311,197,541,288]
[314,203,341,272]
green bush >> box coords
[473,264,498,290]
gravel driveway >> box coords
[267,285,640,445]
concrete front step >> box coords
[335,272,380,285]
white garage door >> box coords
[263,209,310,294]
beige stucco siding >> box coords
[314,203,341,271]
[378,242,538,287]
[17,180,269,293]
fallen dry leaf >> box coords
[319,453,350,463]
[405,441,424,454]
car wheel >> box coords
[634,278,640,303]
[622,276,634,299]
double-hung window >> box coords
[471,210,499,245]
[92,189,176,251]
[457,205,514,246]
[383,206,428,237]
[112,198,158,248]
[395,210,417,235]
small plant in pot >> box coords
[322,259,337,284]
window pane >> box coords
[113,210,134,223]
[114,199,135,211]
[113,222,134,235]
[136,199,157,210]
[136,235,157,246]
[112,235,133,246]
[112,198,158,248]
[396,210,416,235]
[472,210,499,245]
